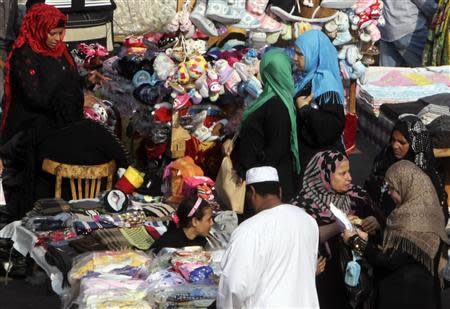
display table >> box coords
[1,222,69,296]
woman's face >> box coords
[46,27,64,50]
[391,130,410,159]
[330,160,352,193]
[388,183,402,204]
[192,207,214,237]
[294,47,305,71]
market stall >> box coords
[2,0,449,307]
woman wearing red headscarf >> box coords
[0,4,84,220]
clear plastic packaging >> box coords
[77,276,152,309]
[151,284,218,308]
[69,250,152,283]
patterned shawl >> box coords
[384,160,449,274]
[291,150,367,224]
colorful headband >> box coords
[187,198,203,217]
[171,213,180,227]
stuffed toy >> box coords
[214,59,242,95]
[176,62,190,85]
[339,45,367,83]
[206,69,224,102]
[186,55,208,81]
[350,0,384,43]
[154,53,176,81]
[329,12,352,46]
[247,0,283,32]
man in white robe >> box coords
[217,166,320,309]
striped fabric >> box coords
[92,228,131,250]
[120,226,155,250]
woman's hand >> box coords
[211,123,224,136]
[342,229,357,245]
[296,93,314,109]
[0,159,4,176]
[342,228,369,244]
[84,94,97,107]
[316,256,327,276]
[356,229,369,241]
[361,216,380,234]
[222,139,233,156]
[87,70,110,86]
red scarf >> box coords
[1,4,75,129]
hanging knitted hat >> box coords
[115,166,146,194]
[103,189,129,213]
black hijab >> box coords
[368,115,448,222]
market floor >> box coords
[0,133,449,308]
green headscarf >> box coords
[241,49,300,173]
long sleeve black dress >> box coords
[1,44,83,144]
[0,44,84,219]
[363,241,442,309]
[235,96,295,202]
[317,196,382,309]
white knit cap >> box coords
[246,166,279,185]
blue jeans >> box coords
[380,27,428,67]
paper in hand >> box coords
[330,202,353,231]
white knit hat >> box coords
[246,166,279,185]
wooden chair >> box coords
[42,159,117,200]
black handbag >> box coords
[339,243,374,308]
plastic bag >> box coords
[77,276,152,309]
[151,284,218,307]
[69,250,152,283]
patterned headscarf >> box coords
[291,150,367,224]
[392,115,447,211]
[384,160,448,274]
[1,4,74,129]
[393,115,434,170]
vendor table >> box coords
[4,222,69,296]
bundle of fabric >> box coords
[26,198,71,217]
[77,276,152,308]
[69,234,107,253]
[146,248,218,307]
[206,210,238,249]
[69,250,152,282]
[163,285,218,307]
[427,115,450,149]
[69,199,106,215]
[358,66,450,115]
[23,212,73,232]
[91,226,155,251]
[73,220,115,235]
[45,239,80,287]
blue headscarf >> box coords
[294,30,344,104]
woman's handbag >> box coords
[339,243,373,308]
[215,135,246,214]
